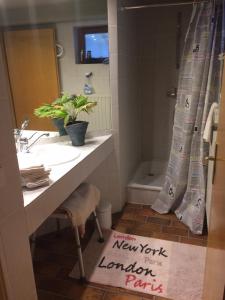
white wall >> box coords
[56,21,110,95]
[0,0,112,132]
[107,0,142,208]
[117,6,142,200]
[0,34,37,300]
[86,149,122,213]
[56,21,112,132]
[1,9,112,132]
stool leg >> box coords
[73,223,86,283]
[93,210,104,243]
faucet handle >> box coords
[25,133,50,152]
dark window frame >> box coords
[75,25,108,64]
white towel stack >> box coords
[20,165,51,189]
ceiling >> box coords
[0,0,107,26]
[0,0,106,9]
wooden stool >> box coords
[31,183,104,283]
[51,208,104,283]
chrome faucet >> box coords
[25,133,50,152]
[18,131,38,152]
[14,118,30,152]
[14,119,50,153]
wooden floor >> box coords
[33,204,207,300]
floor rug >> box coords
[70,230,206,300]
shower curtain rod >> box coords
[121,1,208,10]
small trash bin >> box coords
[96,200,112,229]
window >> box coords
[75,26,109,64]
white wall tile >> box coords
[56,21,111,132]
[56,21,110,96]
[116,10,142,204]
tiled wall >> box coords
[117,6,142,198]
[56,21,110,95]
[107,1,191,208]
[56,21,112,132]
[89,0,141,212]
[107,0,142,207]
[137,6,192,162]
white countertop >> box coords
[21,134,113,235]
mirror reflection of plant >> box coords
[34,93,75,119]
[63,95,97,126]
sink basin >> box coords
[17,143,80,167]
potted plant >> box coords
[34,93,73,136]
[63,95,97,146]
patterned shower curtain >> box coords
[152,1,225,234]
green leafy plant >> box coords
[34,93,74,119]
[34,93,97,124]
[63,95,97,126]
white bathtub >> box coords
[127,160,167,205]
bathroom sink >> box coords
[17,143,80,167]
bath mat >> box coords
[70,230,206,300]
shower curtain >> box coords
[152,1,225,234]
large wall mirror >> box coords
[0,0,111,132]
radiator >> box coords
[79,95,112,131]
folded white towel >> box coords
[22,176,50,189]
[21,168,50,178]
[19,164,51,189]
[61,183,100,237]
[203,102,219,143]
